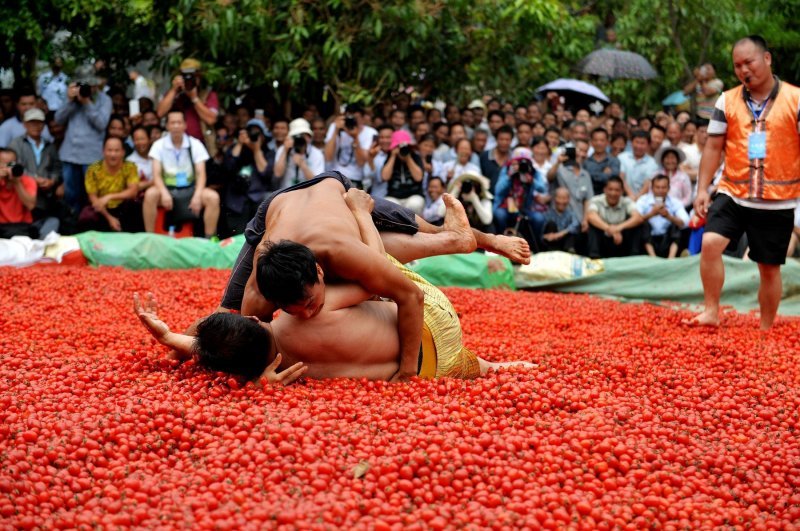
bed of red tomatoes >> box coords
[1,265,799,530]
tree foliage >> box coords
[2,0,798,114]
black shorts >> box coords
[164,185,199,228]
[705,193,794,265]
[219,171,419,311]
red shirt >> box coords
[168,90,219,141]
[0,175,37,224]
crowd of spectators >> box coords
[2,57,799,260]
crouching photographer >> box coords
[221,119,274,235]
[492,147,549,248]
[382,130,425,214]
[448,172,493,232]
[273,118,325,190]
[0,148,39,239]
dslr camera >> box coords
[292,135,307,153]
[511,159,534,183]
[2,162,24,181]
[398,144,411,157]
[246,126,261,143]
[344,114,357,130]
[182,72,196,91]
[77,83,92,99]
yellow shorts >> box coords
[386,255,481,379]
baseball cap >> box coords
[73,65,100,86]
[288,118,312,138]
[180,58,202,74]
[468,99,487,111]
[23,108,46,122]
[245,118,269,138]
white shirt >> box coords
[273,144,325,190]
[0,117,52,148]
[126,151,153,182]
[132,75,155,101]
[37,70,70,111]
[436,160,481,187]
[324,123,377,182]
[149,134,209,187]
[636,193,689,236]
[679,142,701,173]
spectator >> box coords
[126,125,153,191]
[544,126,561,151]
[683,63,724,120]
[435,123,479,166]
[448,172,493,232]
[37,58,69,112]
[547,138,593,234]
[438,138,480,186]
[222,119,274,234]
[426,107,443,126]
[480,124,513,192]
[0,86,52,148]
[416,133,440,189]
[444,104,461,125]
[664,121,683,148]
[389,108,407,132]
[55,65,112,214]
[680,119,708,183]
[514,105,528,124]
[382,129,425,214]
[156,58,219,152]
[542,187,579,252]
[324,103,376,189]
[586,176,644,258]
[412,121,430,144]
[527,102,542,123]
[610,132,627,157]
[9,109,61,236]
[653,146,692,209]
[205,121,234,192]
[0,148,39,239]
[274,118,325,190]
[141,110,160,128]
[484,110,505,151]
[143,110,220,238]
[636,174,689,259]
[530,136,553,190]
[680,120,696,145]
[148,123,164,144]
[514,121,533,149]
[493,147,549,245]
[431,122,450,160]
[45,111,65,150]
[471,129,489,155]
[79,136,140,232]
[584,128,621,195]
[649,124,666,154]
[267,118,288,152]
[364,124,394,200]
[422,176,446,225]
[467,99,487,129]
[619,130,659,200]
[106,114,133,156]
[311,117,326,150]
[128,68,155,101]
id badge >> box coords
[748,132,766,160]
[175,171,189,187]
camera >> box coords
[247,127,261,143]
[398,144,411,157]
[182,73,196,91]
[292,135,306,152]
[518,158,533,176]
[460,181,473,195]
[78,83,91,99]
[344,115,357,130]
[9,163,24,178]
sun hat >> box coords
[179,58,202,74]
[245,118,269,138]
[447,171,493,200]
[467,99,487,111]
[73,65,100,85]
[288,118,312,138]
[389,129,413,151]
[655,145,686,166]
[23,108,46,122]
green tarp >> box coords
[407,253,516,290]
[515,254,800,316]
[76,232,246,270]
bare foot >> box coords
[682,309,720,327]
[442,193,477,254]
[478,357,537,375]
[481,233,531,265]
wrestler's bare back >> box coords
[269,296,401,380]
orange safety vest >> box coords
[719,79,800,201]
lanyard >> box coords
[747,96,769,122]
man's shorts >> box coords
[164,185,199,227]
[220,171,420,311]
[385,255,481,379]
[705,193,794,265]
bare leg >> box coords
[142,186,160,233]
[757,263,782,330]
[202,188,221,237]
[667,242,679,259]
[381,194,476,263]
[478,357,536,375]
[645,243,656,257]
[684,232,729,326]
[414,213,531,264]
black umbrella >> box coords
[576,49,658,80]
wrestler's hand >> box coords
[258,353,307,386]
[343,188,374,214]
[134,292,170,343]
[388,367,416,383]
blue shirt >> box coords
[544,206,580,234]
[635,193,689,236]
[55,92,112,165]
[618,152,659,195]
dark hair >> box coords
[411,121,429,134]
[630,129,650,141]
[651,174,670,187]
[650,124,666,136]
[167,108,186,119]
[472,128,489,138]
[455,137,472,151]
[487,110,504,122]
[496,124,514,139]
[418,133,436,144]
[103,135,124,148]
[433,121,449,133]
[272,116,289,126]
[391,108,406,118]
[0,147,16,158]
[449,122,466,134]
[695,118,710,128]
[734,35,768,54]
[610,132,628,144]
[591,127,609,139]
[517,121,532,130]
[427,176,445,188]
[15,85,36,101]
[131,124,148,138]
[605,175,624,188]
[377,124,395,134]
[256,240,319,308]
[194,313,271,380]
[107,113,125,128]
[530,135,548,149]
[545,126,561,135]
[515,104,527,112]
